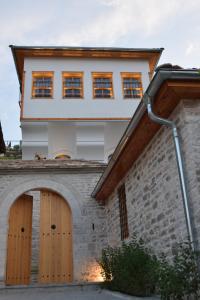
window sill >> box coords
[31,97,54,100]
[93,97,115,100]
[62,97,84,100]
[123,97,142,100]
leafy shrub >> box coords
[98,235,159,296]
[99,237,200,299]
[158,241,200,300]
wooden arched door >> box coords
[39,190,73,283]
[6,194,33,285]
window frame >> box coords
[118,183,129,241]
[62,71,84,99]
[92,72,114,99]
[31,71,54,99]
[121,72,143,99]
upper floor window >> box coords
[92,72,113,99]
[121,73,143,99]
[32,72,53,98]
[118,183,129,241]
[63,72,83,98]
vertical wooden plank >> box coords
[5,195,33,285]
[60,194,72,282]
[39,191,73,283]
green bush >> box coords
[98,235,159,296]
[99,237,200,299]
[158,241,200,300]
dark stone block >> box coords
[157,213,164,222]
[170,234,177,240]
[144,185,149,192]
[168,227,175,233]
[158,154,165,163]
[143,193,149,201]
[160,230,167,236]
[152,201,158,209]
[196,170,200,176]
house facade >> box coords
[1,45,200,287]
[10,46,163,161]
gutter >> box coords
[9,45,164,53]
[143,92,196,251]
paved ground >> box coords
[0,285,160,300]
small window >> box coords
[92,73,113,99]
[118,183,129,240]
[32,72,53,98]
[63,72,83,98]
[121,73,143,99]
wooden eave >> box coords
[95,79,200,203]
[10,46,163,84]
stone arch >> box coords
[1,178,81,222]
[0,178,82,283]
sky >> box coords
[0,0,200,142]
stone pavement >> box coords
[0,284,160,300]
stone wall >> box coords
[28,191,40,282]
[0,164,107,284]
[105,99,200,256]
[180,100,200,248]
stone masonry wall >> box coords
[28,191,40,282]
[105,99,200,257]
[180,100,200,248]
[0,169,107,283]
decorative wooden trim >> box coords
[92,72,114,99]
[62,71,84,99]
[120,72,143,99]
[31,71,54,99]
[11,47,163,83]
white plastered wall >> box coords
[48,122,77,159]
[23,57,150,119]
[104,121,129,160]
[21,122,48,159]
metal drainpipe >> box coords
[144,94,196,251]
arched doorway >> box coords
[5,189,73,285]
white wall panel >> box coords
[23,57,149,119]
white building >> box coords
[10,46,163,161]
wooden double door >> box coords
[6,191,72,285]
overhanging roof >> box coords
[9,45,163,85]
[0,159,106,174]
[92,68,200,203]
